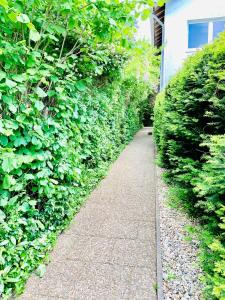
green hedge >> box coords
[0,1,160,298]
[194,136,225,299]
[153,33,225,299]
[1,74,151,298]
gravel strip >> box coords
[156,166,203,300]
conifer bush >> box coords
[153,33,225,299]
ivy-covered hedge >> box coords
[153,33,225,299]
[0,0,161,298]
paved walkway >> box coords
[20,128,156,300]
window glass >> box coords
[213,20,225,39]
[188,22,208,48]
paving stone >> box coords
[20,260,83,299]
[137,221,156,240]
[124,286,156,300]
[50,234,117,264]
[111,239,156,268]
[130,266,156,290]
[96,218,139,239]
[71,262,131,299]
[18,295,67,300]
[65,211,106,236]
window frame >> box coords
[187,17,225,51]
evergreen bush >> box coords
[153,33,225,299]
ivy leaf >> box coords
[27,22,35,30]
[75,80,87,92]
[51,24,66,35]
[0,0,8,9]
[2,175,16,189]
[33,124,43,136]
[9,103,17,114]
[55,86,64,93]
[147,0,154,5]
[0,195,8,207]
[10,236,16,245]
[0,282,3,296]
[158,0,165,6]
[141,8,151,20]
[34,100,44,111]
[0,209,6,222]
[5,79,17,88]
[24,173,34,180]
[14,136,27,147]
[35,264,46,278]
[36,87,47,98]
[30,30,41,42]
[0,71,6,81]
[17,14,30,24]
[0,136,8,146]
[12,74,26,83]
[7,11,18,22]
[2,157,15,173]
[109,18,117,26]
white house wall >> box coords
[136,18,152,42]
[163,0,225,88]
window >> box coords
[188,22,208,48]
[213,20,225,39]
[188,19,225,49]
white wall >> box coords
[136,18,152,42]
[162,0,225,88]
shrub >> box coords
[153,33,225,299]
[153,91,165,164]
[194,136,225,300]
[0,0,160,298]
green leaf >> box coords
[10,236,16,245]
[33,124,43,136]
[109,18,117,26]
[0,209,6,222]
[0,196,8,207]
[2,175,16,189]
[75,80,87,92]
[30,30,41,42]
[5,79,17,88]
[17,14,30,24]
[9,103,17,114]
[34,100,44,111]
[35,264,46,278]
[2,157,15,173]
[27,22,35,30]
[19,202,30,212]
[0,280,4,295]
[0,71,6,81]
[14,136,27,147]
[36,87,47,98]
[158,0,165,6]
[0,136,8,146]
[51,25,66,35]
[24,173,34,180]
[141,8,151,20]
[12,74,26,83]
[147,0,154,5]
[0,0,8,9]
[7,11,18,22]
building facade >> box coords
[152,0,225,89]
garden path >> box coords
[19,127,157,300]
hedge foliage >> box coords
[154,33,225,299]
[0,0,160,298]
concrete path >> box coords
[20,128,157,300]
